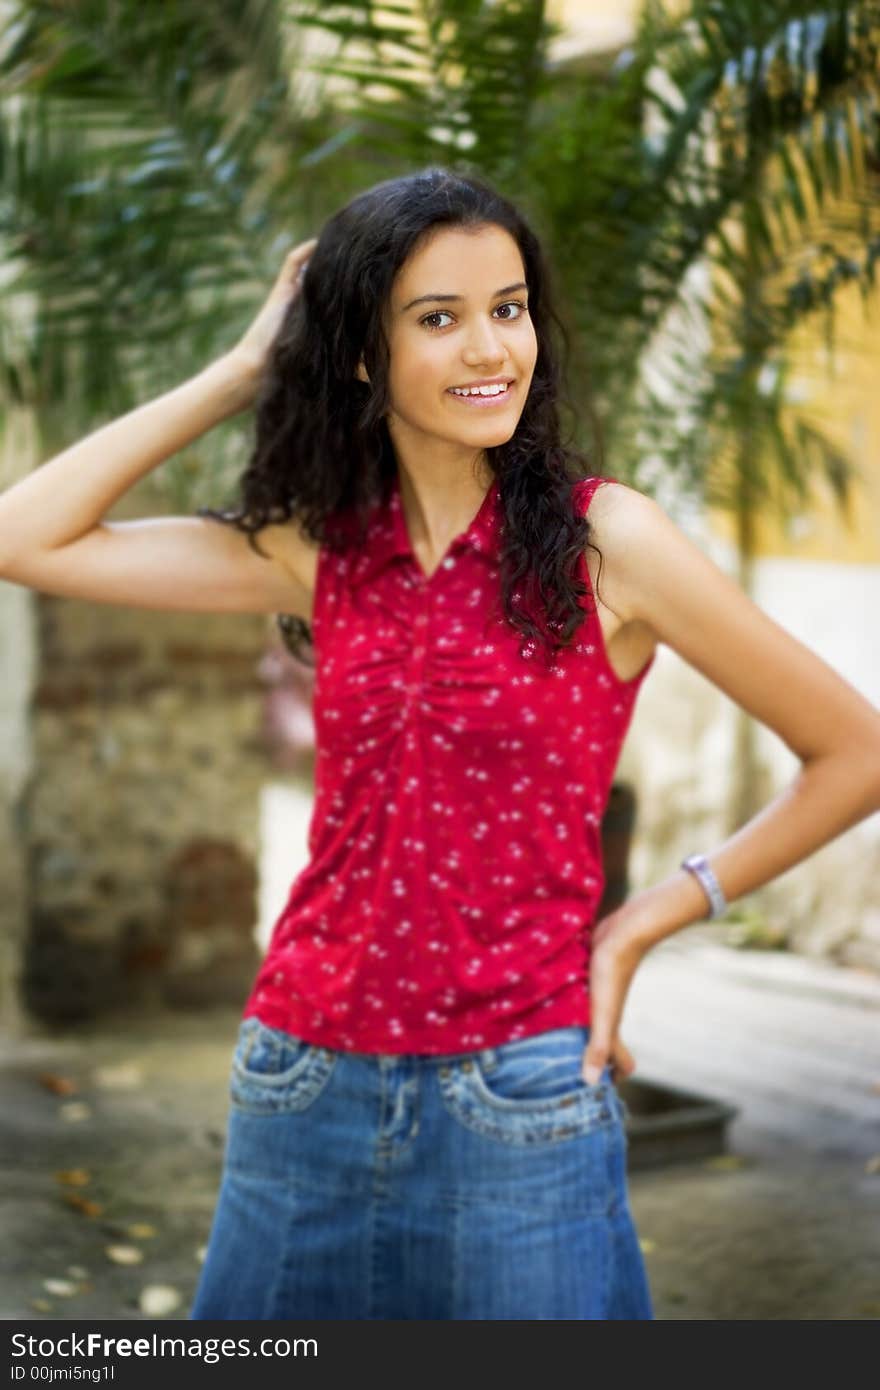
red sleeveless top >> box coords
[242,474,655,1053]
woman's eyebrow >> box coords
[400,281,528,313]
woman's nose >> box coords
[462,317,508,366]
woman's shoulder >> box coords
[576,476,667,628]
[575,475,660,542]
[574,472,650,509]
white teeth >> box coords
[450,383,509,397]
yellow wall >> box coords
[552,1,880,566]
[705,279,880,563]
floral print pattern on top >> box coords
[242,475,656,1054]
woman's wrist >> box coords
[610,869,716,955]
[206,350,264,417]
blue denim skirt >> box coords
[189,1019,654,1320]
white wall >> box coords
[622,540,880,966]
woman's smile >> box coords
[446,378,515,407]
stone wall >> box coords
[21,594,273,1021]
[0,390,313,1026]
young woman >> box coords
[2,168,879,1321]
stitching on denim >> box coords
[229,1049,337,1114]
[452,1199,463,1317]
[365,1188,377,1319]
[264,1191,302,1320]
[436,1069,612,1148]
[469,1056,607,1112]
[238,1020,260,1069]
[479,1028,589,1078]
[478,1055,585,1097]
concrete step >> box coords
[621,927,880,1159]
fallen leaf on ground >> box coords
[31,1299,52,1313]
[105,1245,144,1266]
[42,1279,77,1297]
[59,1102,92,1123]
[126,1223,157,1240]
[61,1193,103,1217]
[55,1169,91,1187]
[67,1266,88,1280]
[37,1073,78,1096]
[638,1238,656,1254]
[139,1285,182,1317]
[864,1154,880,1175]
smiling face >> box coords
[372,222,538,469]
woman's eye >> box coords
[495,300,528,321]
[419,301,528,331]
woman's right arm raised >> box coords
[0,238,319,619]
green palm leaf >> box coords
[1,0,878,527]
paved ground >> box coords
[2,924,878,1321]
[621,927,880,1319]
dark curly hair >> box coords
[198,165,605,668]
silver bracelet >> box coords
[680,853,727,920]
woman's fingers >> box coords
[581,1034,636,1086]
[610,1037,637,1083]
[287,237,317,261]
[231,236,318,376]
[266,237,318,304]
[281,238,317,287]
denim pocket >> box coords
[229,1017,337,1115]
[436,1027,617,1147]
[477,1026,609,1104]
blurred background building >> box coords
[1,0,878,1027]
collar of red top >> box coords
[350,472,501,588]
